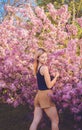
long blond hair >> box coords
[33,48,46,75]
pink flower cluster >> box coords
[76,17,82,28]
[66,24,78,36]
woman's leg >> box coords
[29,107,43,130]
[44,106,59,130]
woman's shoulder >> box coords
[41,65,48,70]
[40,65,48,74]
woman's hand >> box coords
[55,72,60,78]
[51,70,59,78]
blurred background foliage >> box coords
[0,0,37,22]
[37,0,82,17]
[0,0,82,22]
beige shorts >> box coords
[34,89,55,109]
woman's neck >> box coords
[38,63,43,68]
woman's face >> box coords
[38,52,48,64]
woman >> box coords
[29,48,59,130]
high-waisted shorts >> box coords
[34,89,55,109]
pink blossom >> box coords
[76,17,82,27]
[47,3,57,21]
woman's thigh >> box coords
[33,107,43,121]
[44,106,59,123]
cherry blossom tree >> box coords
[0,3,82,127]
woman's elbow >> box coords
[47,84,52,89]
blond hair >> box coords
[33,48,46,75]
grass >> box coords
[0,103,81,130]
[0,103,30,130]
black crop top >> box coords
[36,66,54,90]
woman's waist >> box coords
[38,87,53,91]
[37,89,53,95]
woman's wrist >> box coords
[55,75,58,80]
